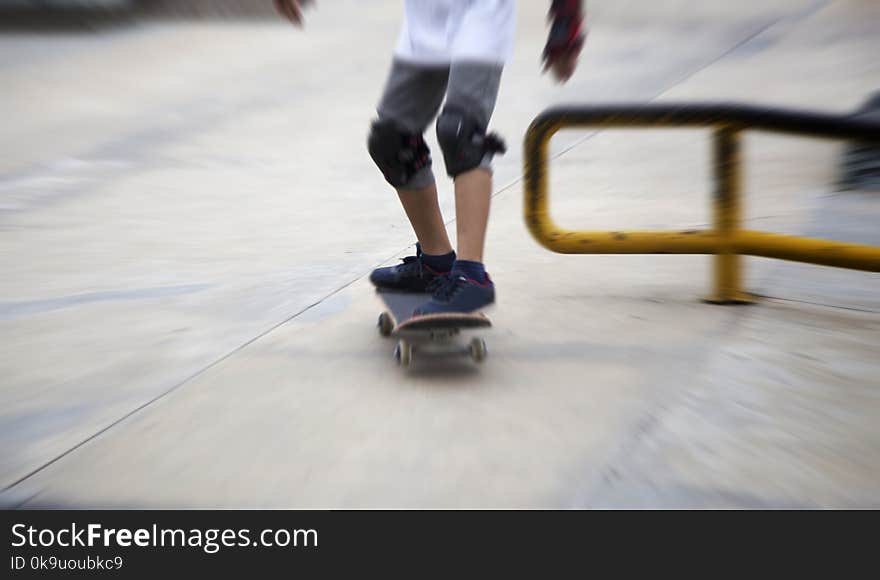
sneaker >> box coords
[369,244,449,292]
[413,273,495,315]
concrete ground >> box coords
[0,0,877,508]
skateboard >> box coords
[375,289,491,368]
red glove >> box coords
[274,0,315,27]
[542,0,586,71]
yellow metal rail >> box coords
[523,103,880,303]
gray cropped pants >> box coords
[374,58,504,189]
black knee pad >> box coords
[435,106,506,178]
[367,119,432,188]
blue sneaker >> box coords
[413,273,495,315]
[370,244,449,292]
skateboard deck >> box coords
[395,312,491,334]
[375,289,431,333]
[375,289,492,368]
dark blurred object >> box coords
[0,0,276,30]
[0,0,139,30]
[0,0,134,6]
[839,91,880,191]
[141,0,276,18]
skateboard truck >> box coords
[391,331,488,369]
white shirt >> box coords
[395,0,518,65]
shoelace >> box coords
[397,242,423,270]
[429,275,468,302]
[425,273,450,294]
[395,255,422,275]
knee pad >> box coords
[367,119,432,188]
[435,106,507,178]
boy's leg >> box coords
[413,61,504,315]
[374,58,451,255]
[453,169,492,263]
[396,185,451,257]
[368,59,456,291]
[444,62,503,265]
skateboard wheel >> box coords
[394,340,413,368]
[470,337,487,363]
[378,312,394,337]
